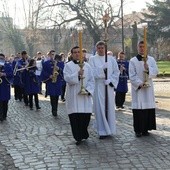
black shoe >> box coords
[36,107,41,110]
[99,136,107,139]
[52,112,57,117]
[142,131,150,136]
[76,141,82,145]
[135,133,142,137]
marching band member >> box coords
[59,53,66,102]
[17,51,29,106]
[129,41,158,137]
[35,51,43,94]
[89,41,120,139]
[0,53,13,121]
[115,51,129,110]
[41,50,64,117]
[12,54,22,101]
[63,46,95,145]
[22,59,41,110]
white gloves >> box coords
[105,79,111,85]
[102,62,108,69]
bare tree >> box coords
[43,0,121,45]
[0,0,25,54]
[21,0,46,56]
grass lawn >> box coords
[157,61,170,75]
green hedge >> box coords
[157,61,170,76]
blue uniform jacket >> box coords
[41,60,64,96]
[0,62,13,101]
[22,67,39,95]
[17,58,29,88]
[12,60,23,86]
[116,60,129,93]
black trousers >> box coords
[20,87,29,105]
[115,92,126,107]
[29,94,39,109]
[14,85,23,101]
[0,101,8,120]
[61,84,66,100]
[50,96,59,116]
[133,109,156,133]
[69,113,91,142]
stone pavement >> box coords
[0,80,170,170]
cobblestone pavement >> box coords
[0,80,170,170]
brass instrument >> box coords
[51,60,59,83]
[14,65,36,75]
[119,63,128,79]
[0,61,5,84]
[142,27,150,87]
[13,61,19,76]
[78,30,89,95]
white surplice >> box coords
[89,55,120,136]
[63,61,95,115]
[129,56,159,109]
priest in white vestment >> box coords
[89,41,120,139]
[129,41,159,137]
[63,46,95,145]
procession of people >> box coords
[0,34,159,145]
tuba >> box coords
[51,60,59,83]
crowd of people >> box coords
[0,40,159,145]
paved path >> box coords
[0,80,170,170]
